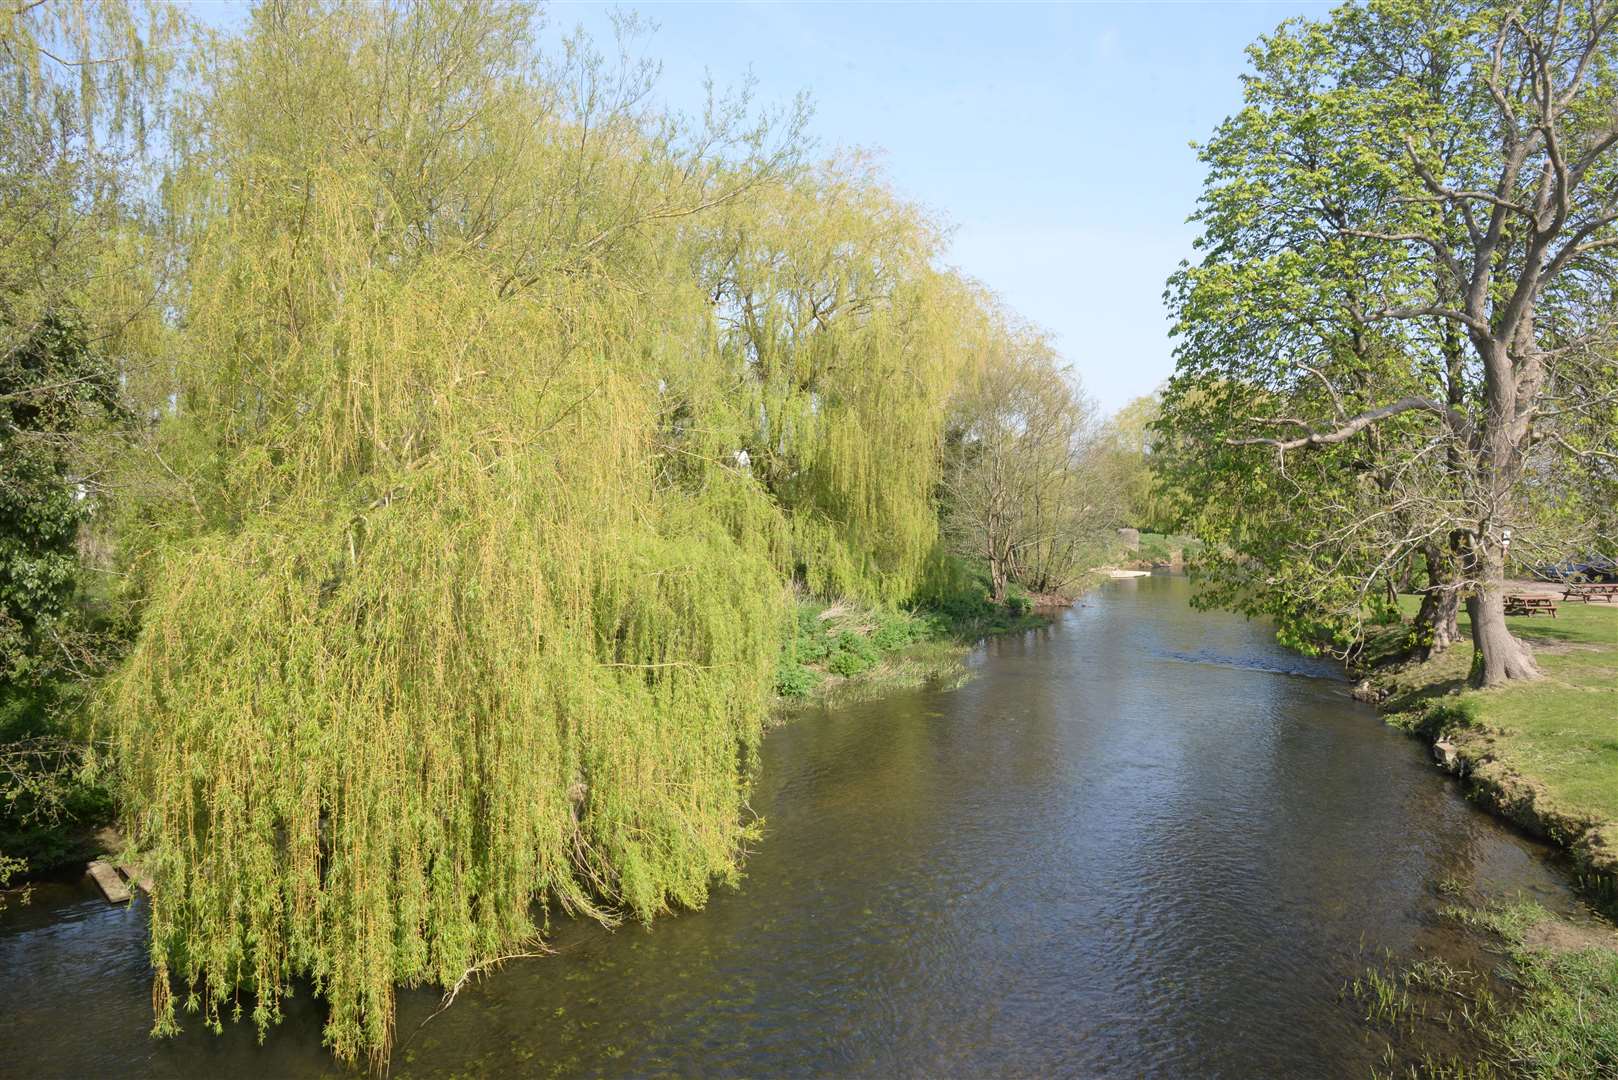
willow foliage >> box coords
[92,1,1063,1066]
[701,159,977,603]
[104,3,792,1064]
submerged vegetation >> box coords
[1350,899,1618,1079]
[0,0,1117,1065]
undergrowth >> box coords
[773,567,1057,705]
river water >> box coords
[0,574,1589,1078]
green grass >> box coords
[1351,600,1618,1076]
[774,593,1053,708]
[1355,900,1618,1079]
[1446,901,1618,1078]
[1466,607,1618,826]
[1374,599,1618,832]
[1375,600,1616,805]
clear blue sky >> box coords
[187,0,1331,413]
[543,1,1330,413]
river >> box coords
[0,574,1587,1077]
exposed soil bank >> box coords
[1426,728,1618,896]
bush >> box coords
[915,553,994,621]
[827,631,879,677]
[774,657,821,699]
[793,627,831,663]
[0,678,113,881]
[786,604,828,663]
[1005,588,1032,617]
[870,610,922,651]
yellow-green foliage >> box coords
[103,3,794,1065]
[704,159,979,603]
[93,2,1045,1066]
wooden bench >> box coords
[1505,594,1558,617]
[1564,582,1618,603]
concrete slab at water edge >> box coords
[86,861,130,903]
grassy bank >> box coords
[1360,600,1618,897]
[1345,599,1618,1076]
[774,590,1058,709]
[1350,898,1618,1079]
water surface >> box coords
[0,575,1586,1077]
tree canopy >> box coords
[1162,0,1618,683]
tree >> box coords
[1098,391,1188,535]
[0,0,179,897]
[1160,12,1471,659]
[692,154,979,604]
[1,0,174,667]
[101,3,815,1064]
[0,314,121,681]
[942,319,1115,601]
[1165,0,1618,686]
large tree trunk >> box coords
[1466,547,1538,687]
[1414,542,1460,658]
[1416,585,1461,658]
[1465,317,1540,688]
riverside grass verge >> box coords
[1356,598,1618,905]
[772,589,1061,711]
[1341,599,1618,1078]
[1348,898,1618,1080]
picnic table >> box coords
[1564,582,1618,603]
[1505,594,1558,617]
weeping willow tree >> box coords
[102,2,799,1065]
[695,156,982,604]
[93,1,1075,1066]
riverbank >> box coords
[773,591,1064,709]
[1351,896,1618,1078]
[6,572,1589,1078]
[0,575,1079,896]
[1354,600,1618,904]
[1343,599,1618,1077]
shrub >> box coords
[774,658,821,699]
[794,628,831,663]
[871,610,922,651]
[914,553,994,621]
[827,631,879,677]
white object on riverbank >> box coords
[1106,569,1152,578]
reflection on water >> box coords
[0,575,1588,1078]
